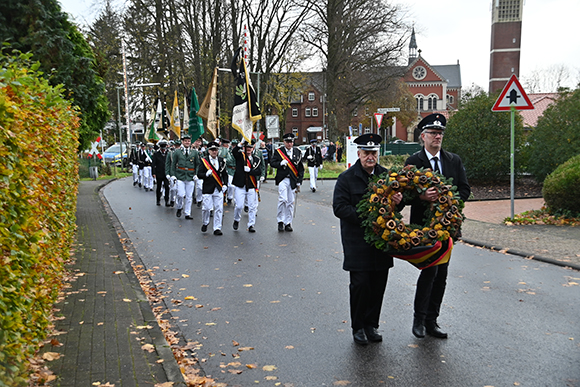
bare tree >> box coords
[522,64,575,93]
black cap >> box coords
[220,138,230,144]
[243,139,256,148]
[283,133,295,142]
[418,113,446,131]
[309,138,317,143]
[207,141,219,150]
[354,133,382,151]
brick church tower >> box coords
[489,0,524,93]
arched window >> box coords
[446,94,454,104]
[428,94,438,110]
[415,95,424,111]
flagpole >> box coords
[216,68,220,138]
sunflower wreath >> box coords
[356,165,465,269]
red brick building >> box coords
[284,72,326,144]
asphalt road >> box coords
[103,178,580,387]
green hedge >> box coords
[0,51,79,386]
[542,153,580,216]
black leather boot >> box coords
[412,318,425,338]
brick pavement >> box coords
[40,180,185,387]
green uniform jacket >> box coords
[253,148,266,180]
[224,147,236,177]
[165,149,174,176]
[171,147,199,181]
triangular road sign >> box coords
[492,74,534,111]
[374,113,384,128]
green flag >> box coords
[147,98,160,142]
[188,88,204,141]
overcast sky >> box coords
[59,0,579,91]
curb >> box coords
[460,237,580,271]
[98,180,189,386]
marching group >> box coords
[127,133,328,235]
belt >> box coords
[177,166,196,171]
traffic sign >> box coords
[492,74,533,111]
[374,113,383,128]
[377,107,400,114]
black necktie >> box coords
[432,157,440,173]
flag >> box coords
[169,90,181,138]
[182,93,189,135]
[188,88,205,141]
[198,67,218,139]
[156,98,170,138]
[147,99,160,142]
[230,47,261,142]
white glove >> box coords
[260,176,265,182]
[206,169,213,177]
[193,175,199,181]
[244,166,251,172]
[222,185,227,193]
[280,159,288,166]
[166,175,171,180]
[297,183,301,187]
[171,176,176,181]
[319,164,323,169]
[307,155,313,160]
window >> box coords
[292,127,298,135]
[416,96,424,111]
[428,95,438,110]
[292,108,298,117]
[364,127,370,134]
[308,92,315,101]
[305,108,311,117]
[446,94,454,104]
[312,107,318,117]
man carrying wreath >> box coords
[197,141,229,235]
[333,133,403,345]
[405,113,470,339]
[270,133,304,232]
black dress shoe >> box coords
[133,181,137,186]
[353,328,368,345]
[156,201,161,206]
[364,327,382,342]
[170,201,175,207]
[213,229,223,235]
[185,215,193,220]
[201,224,208,232]
[412,318,426,338]
[165,202,170,207]
[278,222,284,232]
[233,220,239,230]
[244,205,249,213]
[139,183,142,187]
[227,199,232,205]
[312,188,316,193]
[284,224,293,232]
[425,321,448,339]
[248,226,256,233]
[197,201,202,208]
[176,209,182,218]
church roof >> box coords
[431,64,462,88]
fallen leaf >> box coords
[228,369,243,374]
[246,364,258,369]
[408,344,419,348]
[265,376,278,381]
[113,271,123,275]
[142,344,155,352]
[42,352,61,361]
[50,338,62,347]
[285,345,294,349]
[184,296,197,300]
[206,322,217,326]
[243,284,253,287]
[136,325,153,330]
[123,299,132,303]
[154,383,174,387]
[262,365,277,371]
[232,340,239,346]
[238,347,254,352]
[182,274,190,278]
[333,381,351,386]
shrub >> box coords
[542,153,580,216]
[0,51,79,385]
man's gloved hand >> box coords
[319,164,323,169]
[222,185,227,193]
[193,175,199,181]
[260,176,265,182]
[307,155,313,160]
[280,159,288,166]
[206,169,213,177]
[166,175,171,180]
[244,166,251,172]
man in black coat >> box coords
[404,113,471,339]
[231,139,263,233]
[197,141,229,235]
[333,133,402,345]
[304,139,323,192]
[152,140,170,206]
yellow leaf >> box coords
[142,344,155,352]
[265,376,278,380]
[184,296,197,300]
[155,383,174,387]
[206,322,217,326]
[182,274,189,278]
[42,352,61,361]
[238,347,254,352]
[123,298,132,303]
[333,381,351,386]
[262,365,277,371]
[243,284,253,287]
[246,364,257,369]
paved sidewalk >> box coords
[40,180,185,387]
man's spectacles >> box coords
[425,131,444,137]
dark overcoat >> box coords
[231,145,263,190]
[333,159,394,271]
[270,146,304,189]
[405,148,471,225]
[197,156,228,194]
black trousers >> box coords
[414,262,449,322]
[155,175,169,203]
[349,270,389,331]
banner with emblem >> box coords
[231,47,261,142]
[147,98,160,142]
[169,90,181,138]
[188,88,205,142]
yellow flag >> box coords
[169,90,181,138]
[198,67,218,139]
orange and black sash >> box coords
[276,148,298,178]
[243,153,258,189]
[201,158,223,190]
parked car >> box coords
[102,143,128,166]
[297,145,309,158]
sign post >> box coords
[491,74,534,219]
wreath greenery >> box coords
[356,165,465,252]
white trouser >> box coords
[143,166,153,189]
[132,164,139,183]
[202,188,224,231]
[277,177,296,225]
[176,180,195,216]
[195,178,203,203]
[308,166,318,190]
[168,177,177,203]
[227,175,235,200]
[138,168,144,185]
[234,186,257,227]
